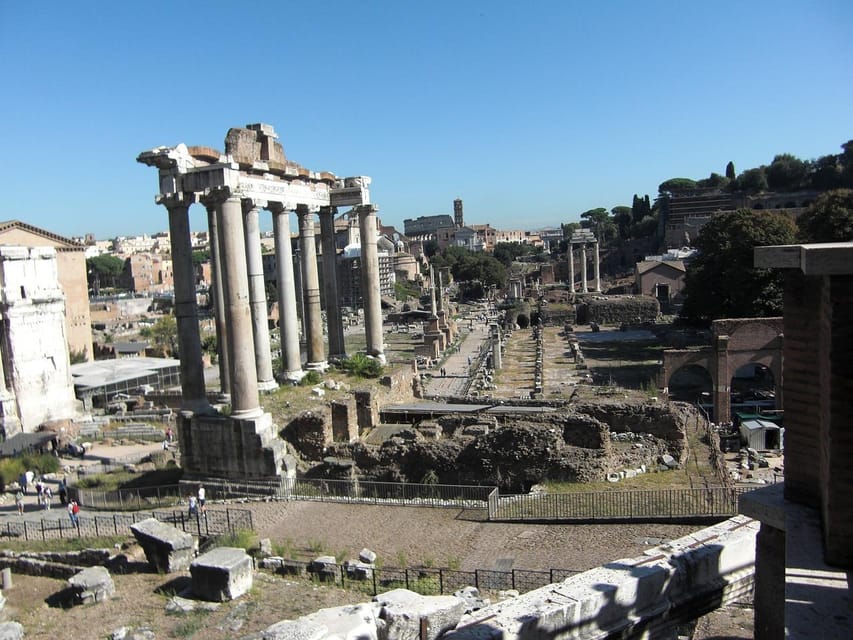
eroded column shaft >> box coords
[164,195,209,413]
[357,205,384,362]
[297,205,326,369]
[319,207,346,359]
[219,193,260,417]
[594,241,601,293]
[204,201,231,399]
[581,244,589,293]
[242,200,277,391]
[271,205,303,380]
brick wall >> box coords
[822,274,853,564]
[781,272,822,507]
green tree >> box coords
[86,254,125,290]
[580,207,614,242]
[696,172,730,190]
[658,178,697,194]
[422,239,439,258]
[810,154,843,190]
[725,161,736,181]
[797,189,853,243]
[680,209,796,325]
[191,249,210,266]
[151,315,179,356]
[734,167,768,193]
[611,206,633,239]
[766,153,809,191]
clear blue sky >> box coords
[1,1,851,240]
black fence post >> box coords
[372,567,378,596]
[405,568,410,591]
[439,569,444,595]
[475,569,479,590]
[40,519,45,541]
[511,569,516,591]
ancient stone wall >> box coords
[581,295,659,325]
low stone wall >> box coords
[580,295,659,325]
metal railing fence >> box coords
[0,507,252,542]
[489,487,750,521]
[276,560,580,597]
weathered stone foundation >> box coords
[178,411,285,479]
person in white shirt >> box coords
[197,485,206,513]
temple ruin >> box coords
[137,123,383,480]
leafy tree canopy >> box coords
[87,254,125,277]
[191,249,210,266]
[797,189,853,243]
[658,178,697,194]
[734,167,768,193]
[680,209,796,325]
[766,153,809,191]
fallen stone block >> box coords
[190,546,253,602]
[309,555,338,582]
[0,622,24,640]
[345,561,374,581]
[130,518,194,573]
[374,588,466,640]
[263,602,380,640]
[67,566,115,605]
[453,586,490,613]
[359,548,377,564]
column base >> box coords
[305,360,328,372]
[257,378,279,393]
[368,353,386,365]
[280,369,306,384]
[230,406,264,420]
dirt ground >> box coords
[0,501,751,639]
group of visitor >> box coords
[13,473,70,515]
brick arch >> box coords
[661,318,783,423]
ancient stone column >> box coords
[297,205,326,370]
[217,191,261,418]
[594,241,601,293]
[319,206,346,360]
[202,197,231,400]
[269,203,304,381]
[581,244,589,293]
[160,193,210,414]
[568,245,575,293]
[492,325,502,370]
[429,264,438,317]
[357,204,385,363]
[242,198,277,392]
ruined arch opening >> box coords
[730,363,776,412]
[668,364,712,406]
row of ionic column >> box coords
[161,191,384,417]
[568,242,601,293]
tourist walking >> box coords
[68,500,80,527]
[58,478,67,506]
[188,495,198,516]
[197,485,206,514]
[18,472,28,495]
[35,479,44,506]
[43,486,52,510]
[14,489,24,515]
[25,469,34,493]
